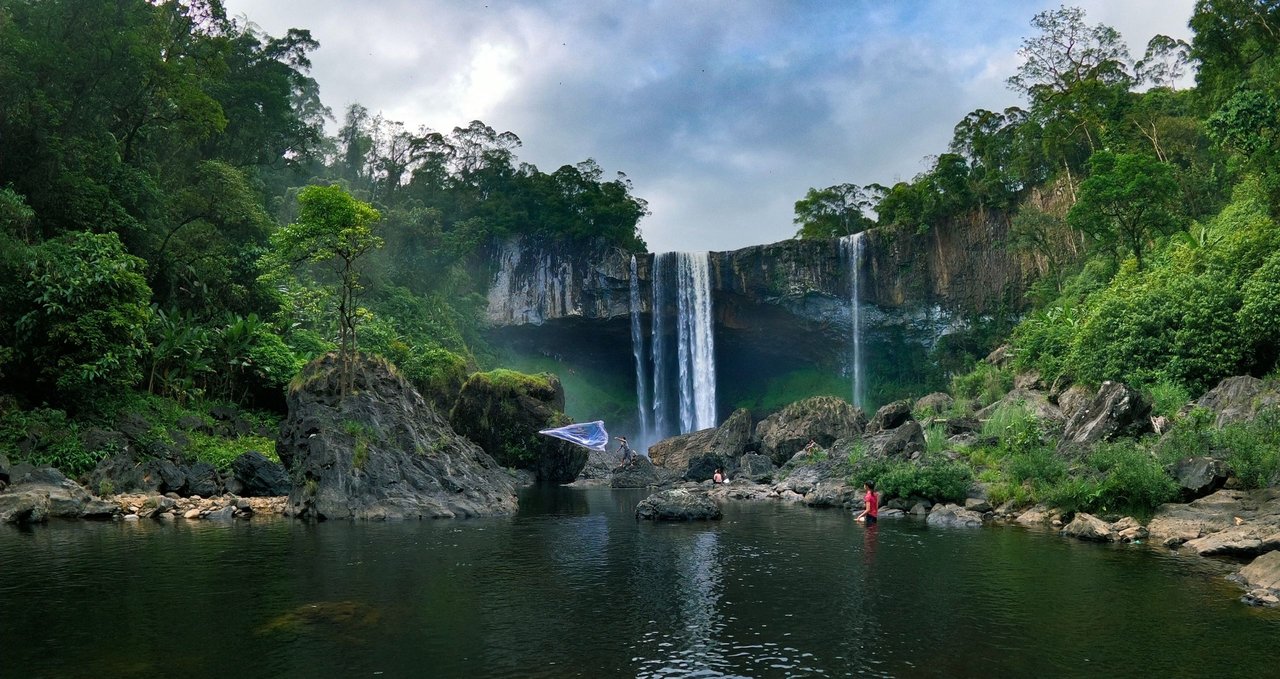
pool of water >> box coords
[2,486,1277,678]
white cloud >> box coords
[225,0,1197,252]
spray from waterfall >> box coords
[842,233,866,410]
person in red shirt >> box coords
[855,480,878,524]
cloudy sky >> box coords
[225,0,1196,253]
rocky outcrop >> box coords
[611,457,678,488]
[1237,551,1280,607]
[913,392,954,417]
[1059,381,1151,448]
[1193,375,1280,428]
[635,489,722,521]
[649,408,754,474]
[278,354,517,520]
[648,427,718,472]
[755,396,866,464]
[771,456,859,508]
[449,370,585,485]
[864,421,926,459]
[1147,489,1280,547]
[0,466,116,523]
[866,400,913,434]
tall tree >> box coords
[1007,6,1133,165]
[268,185,383,395]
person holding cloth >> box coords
[855,480,878,524]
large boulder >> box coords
[649,408,754,473]
[977,389,1064,424]
[279,353,517,520]
[88,455,188,496]
[1172,456,1229,501]
[685,454,729,482]
[1193,376,1280,428]
[231,451,290,497]
[926,503,985,528]
[1055,384,1093,420]
[913,392,954,418]
[755,396,867,465]
[1238,552,1280,607]
[1059,381,1151,449]
[772,456,858,508]
[449,369,585,485]
[864,421,926,459]
[1062,513,1116,542]
[611,457,678,488]
[635,489,722,521]
[736,453,776,483]
[0,466,92,521]
[648,427,717,472]
[866,400,913,435]
[710,408,753,459]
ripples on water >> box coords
[2,487,1278,678]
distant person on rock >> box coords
[713,468,724,484]
[855,480,878,525]
[616,436,635,469]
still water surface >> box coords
[2,487,1277,678]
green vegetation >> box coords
[0,0,647,475]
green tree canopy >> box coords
[1068,150,1181,269]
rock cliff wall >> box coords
[481,212,1042,427]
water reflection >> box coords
[2,491,1280,678]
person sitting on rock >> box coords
[712,468,724,484]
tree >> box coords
[1007,6,1133,164]
[8,232,154,405]
[793,184,874,239]
[269,185,382,395]
[1068,151,1180,269]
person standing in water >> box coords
[855,480,878,524]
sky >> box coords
[224,0,1197,253]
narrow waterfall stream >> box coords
[842,232,866,409]
[629,255,652,446]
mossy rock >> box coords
[449,369,585,483]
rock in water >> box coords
[635,489,722,521]
[278,354,517,520]
[448,369,585,485]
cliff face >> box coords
[486,212,1037,328]
[482,213,1041,427]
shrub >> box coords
[1217,411,1280,489]
[1147,379,1192,420]
[1238,249,1280,374]
[1085,441,1179,514]
[858,458,973,504]
[950,362,1012,406]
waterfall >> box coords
[643,252,717,443]
[842,233,866,409]
[675,252,717,431]
[650,254,671,442]
[629,255,651,445]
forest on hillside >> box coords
[2,0,1279,489]
[0,0,648,473]
[793,2,1280,407]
